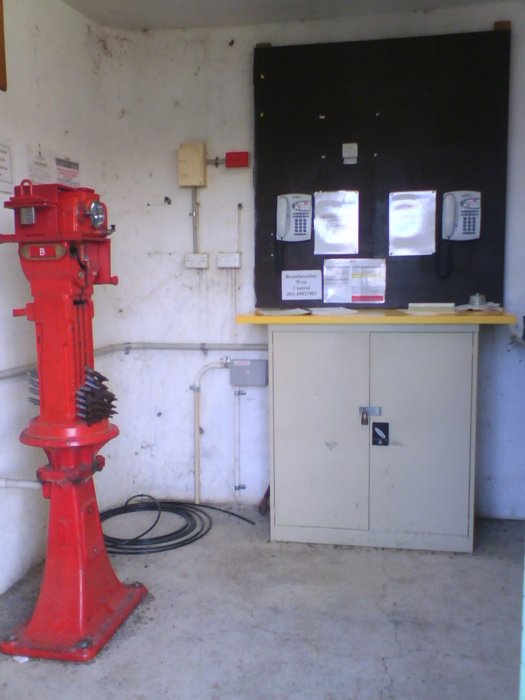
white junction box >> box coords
[217,252,242,269]
[184,253,209,269]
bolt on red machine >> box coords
[0,179,147,662]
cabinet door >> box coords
[272,330,370,530]
[369,331,474,536]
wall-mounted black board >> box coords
[253,30,510,308]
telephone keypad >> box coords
[294,216,309,235]
[462,215,478,234]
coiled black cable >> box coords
[100,494,254,555]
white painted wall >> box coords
[0,0,523,594]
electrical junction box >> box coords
[217,252,241,269]
[177,142,207,187]
[184,253,209,269]
[230,359,268,387]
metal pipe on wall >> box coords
[0,341,268,381]
[191,187,199,253]
[0,361,37,381]
[0,477,40,490]
[233,388,246,494]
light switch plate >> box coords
[217,252,242,268]
[184,253,209,269]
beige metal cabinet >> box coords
[270,325,478,552]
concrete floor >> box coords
[0,508,522,700]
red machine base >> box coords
[0,583,147,662]
[0,477,148,662]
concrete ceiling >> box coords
[61,0,505,31]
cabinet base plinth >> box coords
[271,524,473,553]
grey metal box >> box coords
[229,359,268,386]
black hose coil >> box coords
[100,494,254,555]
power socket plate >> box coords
[184,253,209,269]
[217,252,241,269]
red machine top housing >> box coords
[0,178,117,287]
[0,179,118,448]
[4,178,110,241]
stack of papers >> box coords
[455,302,502,312]
[406,303,456,314]
[255,308,311,316]
[308,307,358,315]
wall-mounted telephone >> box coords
[276,194,312,242]
[442,191,481,241]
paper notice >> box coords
[314,190,359,255]
[324,258,386,304]
[0,141,13,192]
[27,145,80,186]
[282,270,322,301]
[389,190,436,256]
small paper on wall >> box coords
[314,190,359,255]
[27,145,80,186]
[324,258,386,304]
[0,141,13,193]
[282,270,322,301]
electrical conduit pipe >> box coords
[233,388,246,494]
[0,477,40,490]
[190,358,230,504]
[0,343,267,382]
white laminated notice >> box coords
[389,190,436,256]
[324,258,385,304]
[314,190,359,255]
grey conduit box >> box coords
[229,359,268,387]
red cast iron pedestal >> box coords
[0,180,147,662]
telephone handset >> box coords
[276,194,312,242]
[442,191,481,241]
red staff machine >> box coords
[0,179,147,662]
